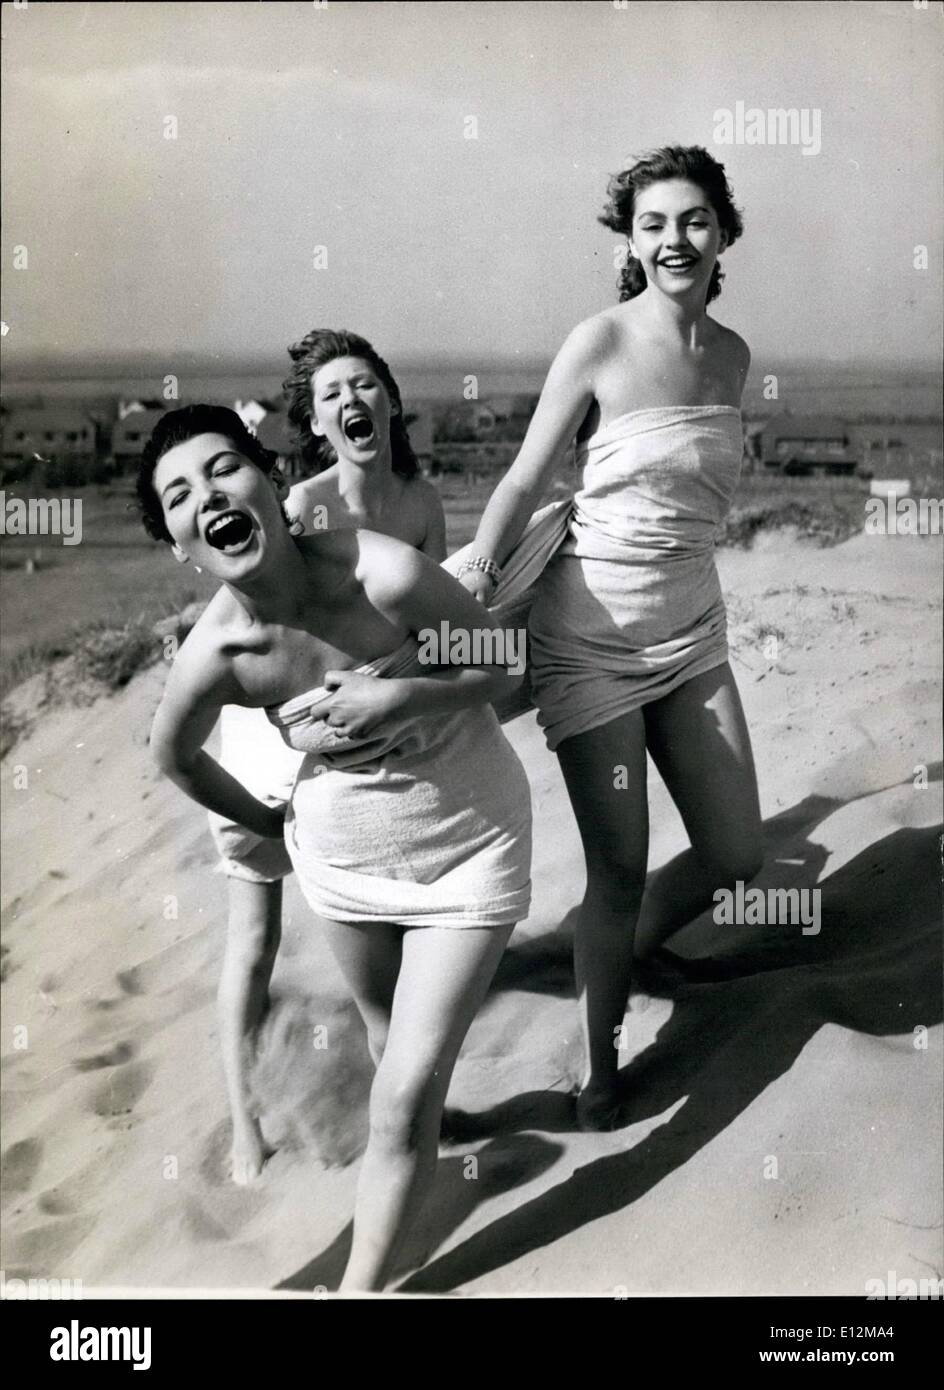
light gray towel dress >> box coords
[528,406,744,750]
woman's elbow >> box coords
[150,741,176,778]
[150,733,190,780]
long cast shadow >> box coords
[276,1132,563,1292]
[491,767,943,1000]
[399,822,942,1292]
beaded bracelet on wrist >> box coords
[457,555,502,585]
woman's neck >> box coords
[335,453,400,525]
[222,530,326,627]
[633,286,711,349]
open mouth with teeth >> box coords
[659,257,698,270]
[343,415,376,444]
[204,510,254,552]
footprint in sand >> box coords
[116,967,145,996]
[37,1188,78,1217]
[86,968,147,1012]
[181,1196,231,1243]
[5,1216,96,1272]
[73,1041,136,1072]
[1,1137,43,1204]
[88,1060,154,1119]
[32,1151,115,1226]
[88,997,123,1013]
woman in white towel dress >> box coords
[206,329,447,1187]
[139,394,530,1291]
[461,146,764,1129]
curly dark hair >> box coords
[136,404,281,543]
[282,328,418,479]
[598,145,744,304]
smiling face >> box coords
[152,432,289,578]
[629,178,727,299]
[309,354,397,466]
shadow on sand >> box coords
[278,769,942,1293]
[399,814,941,1291]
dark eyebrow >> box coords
[638,205,711,219]
[159,450,240,499]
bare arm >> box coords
[417,479,447,563]
[149,627,285,838]
[466,318,606,579]
[320,535,524,735]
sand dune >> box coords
[1,531,941,1295]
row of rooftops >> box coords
[0,399,293,459]
[1,400,858,463]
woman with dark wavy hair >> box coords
[140,390,530,1289]
[460,145,763,1129]
[147,331,444,1191]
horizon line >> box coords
[4,352,942,383]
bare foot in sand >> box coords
[575,1082,624,1132]
[230,1119,273,1185]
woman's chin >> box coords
[200,534,265,578]
[335,434,386,466]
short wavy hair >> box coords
[598,145,744,304]
[283,328,418,479]
[136,404,280,543]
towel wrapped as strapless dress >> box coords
[267,639,532,928]
[208,501,571,883]
[528,406,744,751]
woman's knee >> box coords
[368,1068,440,1154]
[585,855,648,914]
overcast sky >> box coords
[2,0,941,371]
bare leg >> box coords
[217,877,283,1184]
[340,923,514,1292]
[555,711,650,1129]
[634,664,763,960]
[318,918,404,1067]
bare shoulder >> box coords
[407,474,445,522]
[353,527,430,600]
[405,473,440,506]
[287,472,330,507]
[539,312,619,404]
[354,525,425,573]
[709,318,751,370]
[165,592,243,702]
[564,308,620,362]
[286,470,339,531]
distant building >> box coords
[435,395,538,444]
[254,412,292,463]
[759,413,859,475]
[485,392,539,423]
[1,406,96,465]
[234,398,282,432]
[470,404,498,434]
[118,397,165,421]
[404,406,434,465]
[112,408,167,467]
[479,394,539,440]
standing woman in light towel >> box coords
[206,330,445,1185]
[139,396,530,1291]
[460,146,763,1129]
